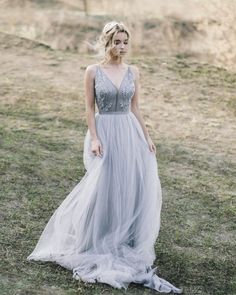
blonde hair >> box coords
[95,21,131,64]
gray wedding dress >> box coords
[27,64,182,294]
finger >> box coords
[151,144,155,153]
[94,148,99,157]
[153,144,156,153]
[153,145,157,154]
[98,144,103,156]
[100,145,103,155]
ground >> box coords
[0,31,235,295]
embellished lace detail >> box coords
[94,65,135,114]
[94,67,114,112]
[118,70,135,111]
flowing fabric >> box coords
[27,64,182,294]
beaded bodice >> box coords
[94,65,135,114]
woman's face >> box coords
[111,32,129,57]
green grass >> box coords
[0,41,235,294]
[1,105,235,294]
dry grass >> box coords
[0,0,236,71]
[0,2,236,295]
[0,29,236,294]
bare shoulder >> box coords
[129,65,140,80]
[84,63,98,79]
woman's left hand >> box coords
[146,136,156,154]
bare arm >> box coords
[84,65,103,156]
[130,65,156,153]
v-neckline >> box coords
[99,65,129,92]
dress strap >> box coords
[95,64,102,79]
[127,65,134,79]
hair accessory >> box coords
[104,21,119,34]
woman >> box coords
[27,21,182,294]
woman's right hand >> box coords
[91,139,103,157]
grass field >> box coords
[0,31,235,295]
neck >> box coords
[107,56,124,66]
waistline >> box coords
[98,110,130,115]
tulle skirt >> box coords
[27,110,182,293]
